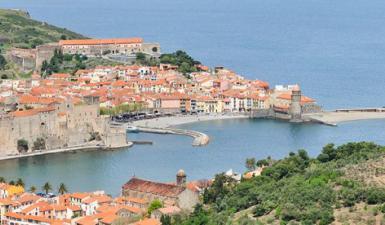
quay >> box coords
[0,142,134,161]
[304,108,385,126]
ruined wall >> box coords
[36,44,60,70]
[141,43,161,57]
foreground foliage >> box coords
[173,142,385,225]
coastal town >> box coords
[0,168,264,225]
[0,170,211,225]
[0,37,322,159]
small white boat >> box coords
[127,126,139,133]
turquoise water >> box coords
[1,0,385,195]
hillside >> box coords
[166,142,385,225]
[0,8,86,51]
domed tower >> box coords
[289,84,302,122]
[176,169,187,186]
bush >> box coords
[366,188,385,205]
[17,139,29,152]
[0,55,6,70]
[147,199,163,215]
[32,138,46,150]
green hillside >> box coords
[167,142,385,225]
[0,8,86,51]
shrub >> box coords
[17,139,29,152]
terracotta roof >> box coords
[122,178,185,198]
[59,38,143,46]
[157,206,181,215]
[134,219,161,225]
[50,73,71,79]
[9,106,56,118]
[277,93,315,103]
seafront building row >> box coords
[0,170,210,225]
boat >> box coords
[127,126,139,133]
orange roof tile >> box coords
[59,38,143,46]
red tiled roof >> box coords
[59,38,143,46]
[122,178,185,198]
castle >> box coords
[7,37,161,72]
[0,96,128,157]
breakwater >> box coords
[135,126,209,146]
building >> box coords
[122,171,199,211]
[59,38,160,58]
[0,96,128,157]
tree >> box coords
[147,199,163,215]
[0,55,6,70]
[58,183,68,195]
[0,177,5,183]
[136,52,146,61]
[16,178,25,187]
[42,182,52,194]
[257,159,269,167]
[245,157,256,171]
[160,215,171,225]
[8,180,15,185]
[29,186,37,193]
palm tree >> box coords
[29,186,37,193]
[58,183,68,195]
[0,177,5,183]
[16,178,25,187]
[42,182,52,194]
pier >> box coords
[133,126,209,146]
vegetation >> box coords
[42,182,52,194]
[135,52,158,66]
[29,186,37,193]
[171,142,385,225]
[0,55,6,70]
[100,103,144,116]
[32,137,46,151]
[41,49,123,76]
[245,157,256,171]
[160,50,201,76]
[0,9,85,51]
[58,183,68,195]
[17,139,29,152]
[147,199,163,215]
[16,178,25,187]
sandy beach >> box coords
[130,114,249,128]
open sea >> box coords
[1,0,385,195]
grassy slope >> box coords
[0,8,86,51]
